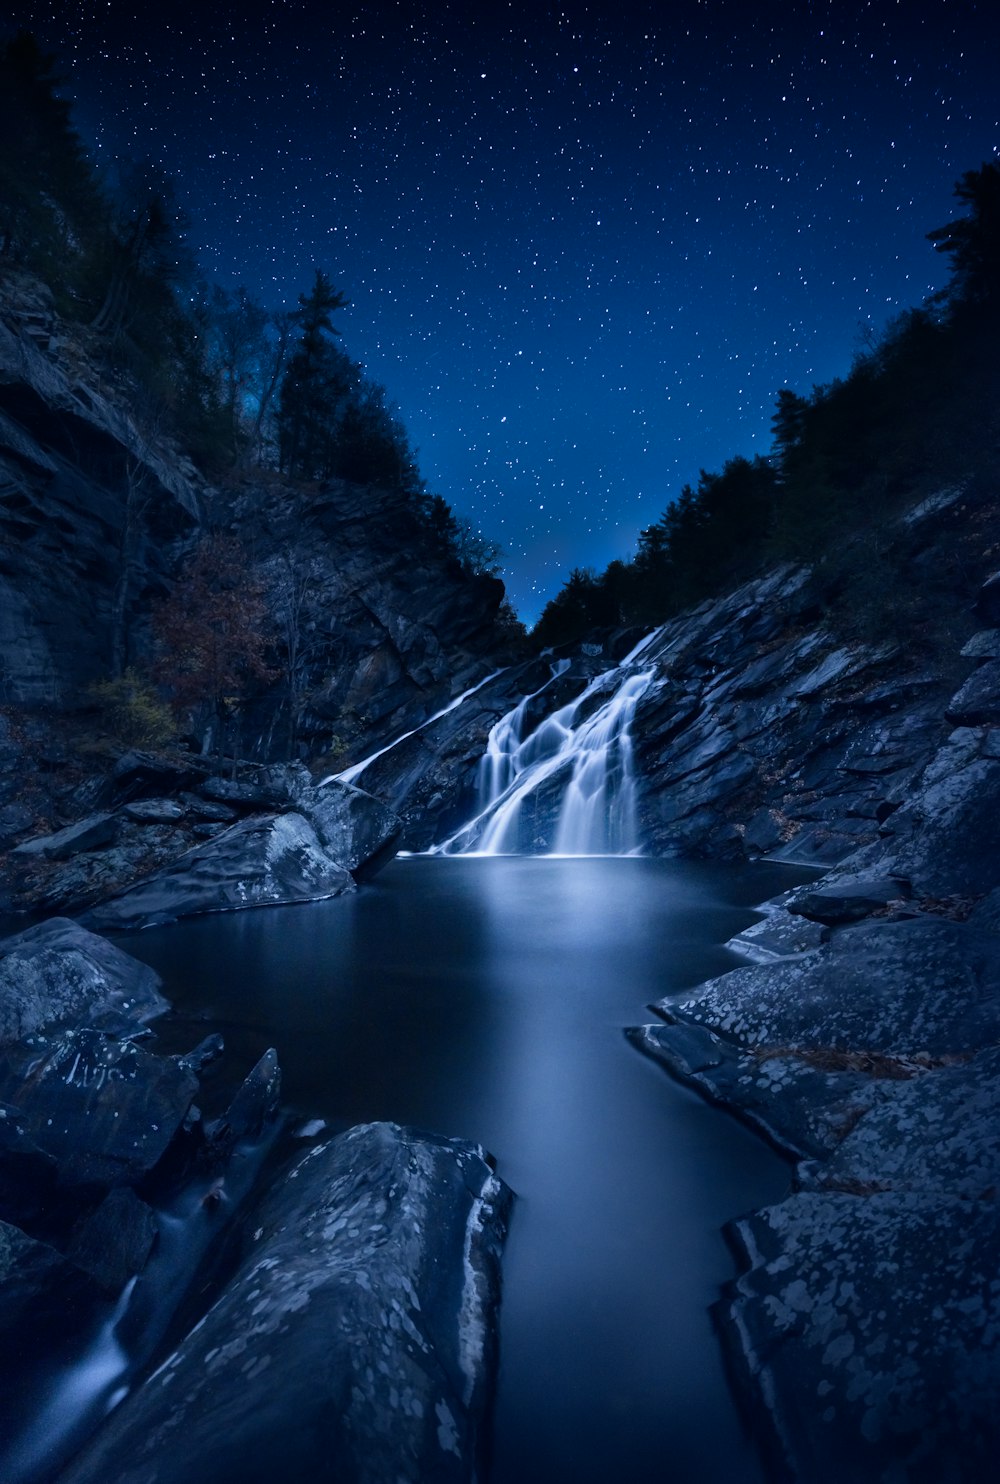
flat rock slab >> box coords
[665,917,1000,1056]
[803,1047,1000,1200]
[61,1122,512,1484]
[12,812,118,861]
[0,918,166,1045]
[629,1022,884,1158]
[80,811,355,931]
[723,1191,1000,1483]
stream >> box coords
[116,852,807,1484]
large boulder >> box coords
[0,918,166,1045]
[301,778,403,879]
[0,1027,199,1190]
[79,812,355,931]
[61,1122,511,1484]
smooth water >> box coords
[121,856,802,1484]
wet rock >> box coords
[742,807,785,855]
[0,1102,58,1225]
[960,629,1000,659]
[203,1047,281,1161]
[722,1192,1000,1483]
[79,812,355,932]
[2,1027,199,1190]
[300,778,402,879]
[0,918,166,1045]
[973,570,1000,625]
[61,1122,512,1484]
[178,792,236,822]
[629,1022,883,1158]
[67,1187,158,1293]
[12,811,118,861]
[0,1218,105,1404]
[107,751,207,806]
[0,801,34,848]
[726,891,829,961]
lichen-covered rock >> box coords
[801,1047,1000,1200]
[665,917,1000,1057]
[723,1192,1000,1483]
[79,811,355,931]
[0,918,166,1044]
[61,1122,512,1484]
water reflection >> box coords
[124,856,806,1484]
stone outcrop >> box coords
[628,568,1000,1483]
[3,770,402,928]
[61,1122,511,1484]
[0,273,509,818]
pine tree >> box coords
[277,270,352,479]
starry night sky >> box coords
[8,0,999,621]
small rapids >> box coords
[435,629,661,857]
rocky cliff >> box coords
[0,271,506,760]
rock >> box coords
[802,1047,1000,1200]
[787,876,912,925]
[301,778,402,879]
[12,811,118,861]
[722,1192,1000,1483]
[121,798,186,824]
[2,1027,199,1190]
[79,812,355,932]
[945,658,1000,726]
[628,1022,884,1157]
[741,807,784,855]
[0,918,166,1045]
[61,1122,512,1484]
[203,1048,281,1161]
[66,1187,158,1293]
[107,752,207,806]
[960,629,1000,659]
[665,917,1000,1057]
[0,801,34,848]
[178,792,236,822]
[0,1218,105,1435]
[973,570,1000,625]
[198,776,290,810]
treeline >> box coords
[535,160,1000,647]
[0,32,503,581]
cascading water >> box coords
[435,631,661,857]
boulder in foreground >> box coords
[61,1121,511,1484]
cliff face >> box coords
[0,274,505,766]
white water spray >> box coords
[324,668,505,788]
[435,632,661,857]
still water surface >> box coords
[124,856,803,1484]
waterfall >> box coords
[434,633,659,857]
[325,668,505,788]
